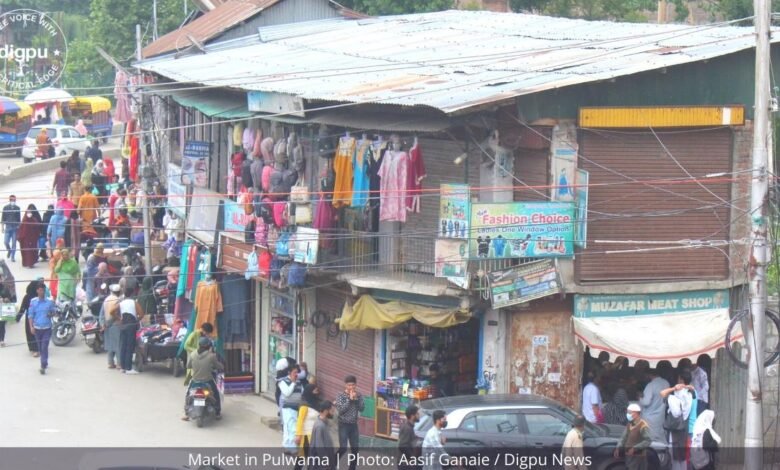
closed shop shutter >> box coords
[577,128,732,282]
[514,148,549,202]
[315,287,375,434]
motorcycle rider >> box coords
[182,336,223,421]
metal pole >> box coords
[153,0,159,41]
[135,24,153,276]
[744,0,771,467]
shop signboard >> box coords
[575,169,589,249]
[573,290,730,318]
[488,259,560,309]
[167,179,189,218]
[470,202,575,259]
[182,140,211,188]
[434,239,469,289]
[223,199,252,238]
[294,227,319,265]
[438,184,470,239]
[247,91,305,117]
[186,187,221,245]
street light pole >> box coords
[744,0,771,467]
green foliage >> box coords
[706,0,780,20]
[510,0,657,20]
[338,0,454,15]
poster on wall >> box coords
[294,227,319,265]
[550,122,578,203]
[167,179,189,218]
[182,140,211,188]
[434,239,469,289]
[575,169,589,249]
[488,259,560,309]
[469,202,575,259]
[223,200,253,238]
[438,184,470,239]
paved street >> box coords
[0,168,281,447]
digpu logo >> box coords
[0,9,68,92]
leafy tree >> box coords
[510,0,657,21]
[338,0,454,15]
[705,0,780,20]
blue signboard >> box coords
[574,290,730,318]
[183,140,211,159]
[223,199,252,237]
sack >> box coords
[293,204,312,225]
[287,262,307,287]
[290,178,309,203]
[276,231,291,256]
[258,250,272,277]
[0,303,16,322]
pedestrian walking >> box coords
[335,375,364,470]
[639,368,670,444]
[117,292,145,374]
[308,400,337,470]
[17,204,42,268]
[561,415,588,470]
[84,244,107,301]
[69,173,84,208]
[421,410,449,470]
[51,161,70,197]
[1,194,20,262]
[16,279,46,355]
[86,140,102,165]
[398,405,421,470]
[279,365,303,454]
[28,283,56,374]
[65,210,81,260]
[78,185,99,232]
[614,404,652,470]
[100,284,122,369]
[691,410,720,470]
[293,383,322,470]
[40,205,54,261]
[661,370,696,470]
[54,248,80,302]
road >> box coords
[0,167,281,448]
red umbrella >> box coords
[0,96,21,114]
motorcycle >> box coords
[185,376,222,428]
[51,298,81,346]
[80,293,107,353]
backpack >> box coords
[256,196,274,225]
[254,219,268,246]
[274,139,288,164]
[262,165,273,192]
[276,231,291,256]
[663,407,687,432]
[261,137,274,162]
[273,201,288,227]
[287,262,307,287]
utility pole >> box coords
[744,0,771,467]
[136,24,153,276]
[153,0,159,41]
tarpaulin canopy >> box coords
[572,308,738,367]
[0,96,20,114]
[338,295,471,331]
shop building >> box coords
[135,10,780,442]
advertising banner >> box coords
[294,227,319,265]
[438,184,470,239]
[470,202,575,259]
[488,259,560,309]
[575,169,589,249]
[434,239,469,289]
[182,140,211,188]
[574,290,730,318]
[223,199,252,237]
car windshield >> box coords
[27,128,56,139]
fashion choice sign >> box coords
[574,290,730,318]
[469,202,575,259]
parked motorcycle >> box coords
[51,298,81,346]
[185,377,221,428]
[80,293,107,353]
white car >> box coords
[22,125,90,163]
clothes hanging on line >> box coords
[332,137,356,208]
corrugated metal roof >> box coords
[137,10,776,114]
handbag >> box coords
[293,204,312,225]
[0,303,16,322]
[290,177,309,203]
[276,231,291,257]
[663,397,687,432]
[258,250,272,277]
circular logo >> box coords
[0,9,68,94]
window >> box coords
[460,411,519,434]
[523,413,570,437]
[67,129,81,139]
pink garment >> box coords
[406,143,426,213]
[113,71,132,123]
[378,150,409,223]
[262,165,273,192]
[75,119,88,137]
[242,128,256,153]
[313,197,335,249]
[56,198,75,218]
[273,201,287,227]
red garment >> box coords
[53,168,70,196]
[186,244,198,293]
[103,157,116,180]
[231,152,244,178]
[406,143,426,213]
[129,136,139,181]
[56,198,75,218]
[108,193,118,226]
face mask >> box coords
[9,201,15,206]
[626,413,634,423]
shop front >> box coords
[337,293,480,440]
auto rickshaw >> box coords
[0,97,32,157]
[67,96,113,142]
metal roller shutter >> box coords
[577,128,732,282]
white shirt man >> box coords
[691,365,709,406]
[582,378,602,423]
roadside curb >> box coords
[0,148,123,186]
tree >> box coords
[706,0,780,20]
[510,0,657,21]
[338,0,454,15]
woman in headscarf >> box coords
[137,277,158,326]
[15,278,47,356]
[66,150,82,177]
[293,383,322,469]
[691,410,720,470]
[81,159,93,187]
[92,160,107,203]
[48,238,65,299]
[36,128,52,159]
[75,119,88,137]
[602,387,630,426]
[103,156,116,181]
[17,204,43,268]
[40,204,54,261]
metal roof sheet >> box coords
[137,10,774,114]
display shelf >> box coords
[375,407,405,440]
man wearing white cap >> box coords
[100,284,122,369]
[614,403,652,470]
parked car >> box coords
[414,394,671,470]
[22,125,90,163]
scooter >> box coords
[185,376,222,428]
[80,292,107,353]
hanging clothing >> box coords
[406,142,426,213]
[313,197,335,250]
[129,136,139,182]
[351,141,371,208]
[242,128,256,153]
[332,137,356,208]
[194,280,223,335]
[176,240,193,297]
[367,141,388,231]
[220,275,249,349]
[378,150,409,223]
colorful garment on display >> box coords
[220,275,250,349]
[351,140,371,208]
[406,141,426,213]
[378,149,409,223]
[313,197,335,249]
[367,140,388,231]
[242,128,256,153]
[175,239,193,297]
[194,280,223,335]
[129,136,139,182]
[332,137,356,208]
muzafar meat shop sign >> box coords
[574,290,730,318]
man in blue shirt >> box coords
[28,283,55,374]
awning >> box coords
[338,294,471,331]
[165,89,252,119]
[572,308,739,367]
